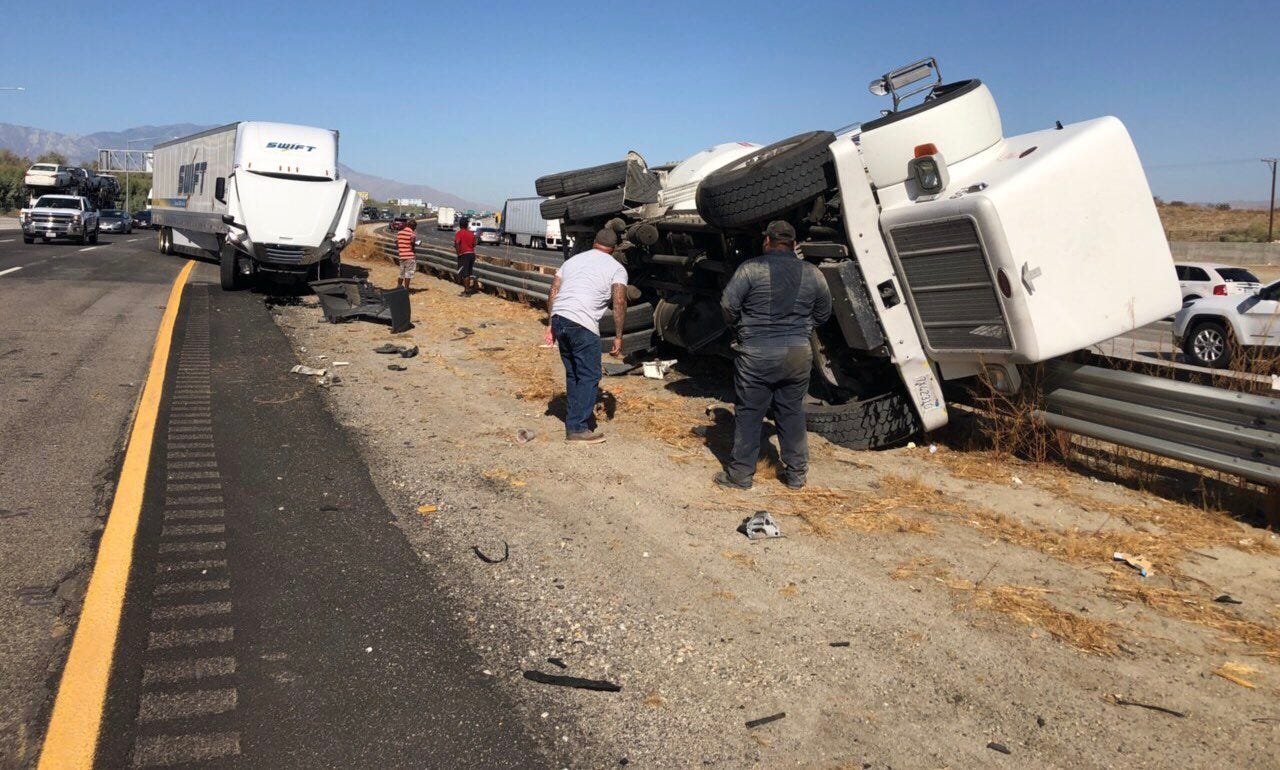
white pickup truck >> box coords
[535,58,1180,449]
[19,195,101,245]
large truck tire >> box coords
[696,131,837,229]
[219,243,242,291]
[598,302,655,337]
[536,160,630,197]
[539,193,586,220]
[566,188,626,221]
[805,389,921,450]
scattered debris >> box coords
[1011,475,1023,486]
[318,375,342,388]
[1213,593,1243,605]
[603,362,641,377]
[1252,716,1280,725]
[1108,694,1187,718]
[1113,552,1153,578]
[290,364,326,377]
[473,541,510,564]
[417,504,438,514]
[333,361,351,367]
[374,343,418,357]
[516,428,537,444]
[312,278,411,333]
[928,444,938,454]
[479,346,506,352]
[738,511,783,541]
[523,670,621,692]
[642,359,678,380]
[547,657,567,669]
[387,364,408,372]
[986,742,1011,755]
[744,712,786,729]
[828,641,851,648]
[1213,662,1258,689]
[457,327,475,336]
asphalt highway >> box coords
[0,228,184,766]
[0,229,544,767]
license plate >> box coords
[45,231,56,238]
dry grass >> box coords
[1157,201,1275,243]
[1212,661,1259,689]
[1104,573,1280,662]
[891,559,1120,655]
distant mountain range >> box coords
[0,122,488,210]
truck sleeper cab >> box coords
[151,121,361,290]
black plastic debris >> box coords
[828,641,851,648]
[745,712,786,729]
[986,742,1011,755]
[387,364,408,372]
[523,670,621,692]
[473,542,510,564]
[310,278,411,333]
[547,657,568,669]
[1213,594,1243,605]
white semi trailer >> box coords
[500,196,568,249]
[151,121,362,290]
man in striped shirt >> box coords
[396,219,419,290]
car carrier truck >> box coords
[151,121,362,290]
[534,58,1180,450]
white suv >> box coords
[1173,279,1280,367]
[1174,261,1262,302]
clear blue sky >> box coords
[3,0,1276,207]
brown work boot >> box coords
[566,430,606,444]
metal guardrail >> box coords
[1037,360,1280,486]
[373,234,553,301]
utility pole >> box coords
[1263,158,1277,243]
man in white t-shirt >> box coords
[543,229,628,444]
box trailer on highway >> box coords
[435,206,457,230]
[151,121,362,290]
[500,196,567,249]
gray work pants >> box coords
[727,345,811,482]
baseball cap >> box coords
[764,220,796,242]
[594,228,619,248]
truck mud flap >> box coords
[309,278,412,334]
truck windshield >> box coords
[247,170,334,182]
[34,198,81,209]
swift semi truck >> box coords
[535,57,1180,450]
[500,196,569,249]
[151,121,362,290]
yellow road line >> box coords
[38,259,196,769]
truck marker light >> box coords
[997,269,1012,298]
[913,143,938,158]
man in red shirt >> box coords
[453,218,478,296]
[395,218,419,290]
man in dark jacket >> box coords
[716,220,832,490]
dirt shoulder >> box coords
[269,254,1279,768]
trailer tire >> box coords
[566,188,627,221]
[805,388,921,450]
[90,226,98,244]
[536,160,630,197]
[219,243,242,291]
[696,131,837,229]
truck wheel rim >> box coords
[1193,328,1224,362]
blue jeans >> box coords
[728,345,812,482]
[552,315,601,433]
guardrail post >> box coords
[1266,488,1280,531]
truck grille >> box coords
[887,218,1011,352]
[30,213,75,228]
[261,244,308,264]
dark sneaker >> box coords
[780,473,807,490]
[714,471,753,490]
[566,430,606,444]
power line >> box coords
[1143,158,1259,170]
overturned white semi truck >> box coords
[535,58,1180,449]
[151,121,362,290]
